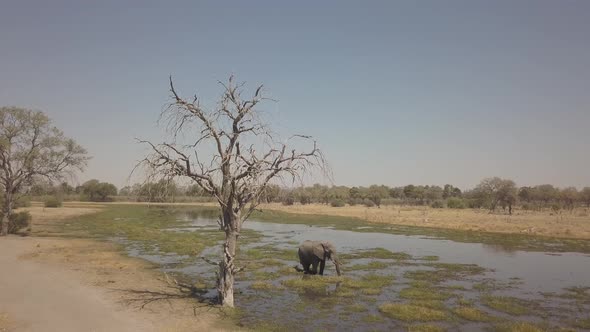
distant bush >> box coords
[446,197,466,209]
[430,200,444,209]
[44,196,62,208]
[330,199,346,207]
[551,203,561,213]
[15,196,32,208]
[347,198,363,206]
[282,196,295,206]
[299,195,312,205]
[7,211,32,234]
[362,198,375,207]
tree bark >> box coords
[217,209,240,307]
[1,190,13,236]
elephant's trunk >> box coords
[332,255,342,276]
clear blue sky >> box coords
[1,0,589,189]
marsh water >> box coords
[123,209,590,331]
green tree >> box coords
[581,187,590,207]
[474,177,517,213]
[533,184,559,206]
[0,107,88,235]
[261,184,281,203]
[518,186,533,203]
[80,179,118,202]
[424,185,443,203]
[442,184,461,199]
[118,186,132,196]
[367,185,389,207]
[560,187,578,211]
[138,180,178,202]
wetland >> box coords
[57,205,590,331]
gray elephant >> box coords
[298,240,342,276]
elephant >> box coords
[298,240,342,276]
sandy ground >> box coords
[0,207,227,332]
[259,203,590,239]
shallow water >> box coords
[125,211,590,331]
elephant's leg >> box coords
[311,261,319,275]
[303,263,311,274]
[319,260,326,275]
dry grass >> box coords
[257,203,590,240]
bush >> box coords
[44,196,62,208]
[282,196,295,206]
[15,196,32,208]
[7,211,32,234]
[299,195,312,205]
[430,200,444,208]
[363,198,375,207]
[347,198,363,206]
[330,199,346,207]
[447,197,466,209]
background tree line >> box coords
[23,177,590,215]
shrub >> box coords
[446,197,466,209]
[44,196,63,208]
[15,196,32,208]
[363,199,375,207]
[348,198,363,206]
[430,200,444,209]
[7,211,32,234]
[299,195,312,205]
[330,199,346,207]
[282,196,295,206]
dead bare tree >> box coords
[139,76,327,307]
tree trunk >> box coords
[217,209,240,307]
[1,191,13,236]
[0,215,8,236]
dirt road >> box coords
[0,205,224,332]
[0,237,154,332]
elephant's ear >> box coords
[312,243,326,259]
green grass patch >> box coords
[378,303,449,322]
[407,324,446,332]
[493,322,546,332]
[342,274,395,289]
[399,286,453,301]
[347,261,389,271]
[361,314,385,323]
[342,247,412,260]
[420,255,440,261]
[242,246,296,261]
[280,275,342,292]
[57,205,226,256]
[250,281,279,291]
[453,306,494,322]
[481,296,531,316]
[561,286,590,301]
[344,303,367,313]
[572,317,590,329]
[361,288,383,296]
[409,300,446,310]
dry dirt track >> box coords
[0,237,154,332]
[0,204,224,332]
